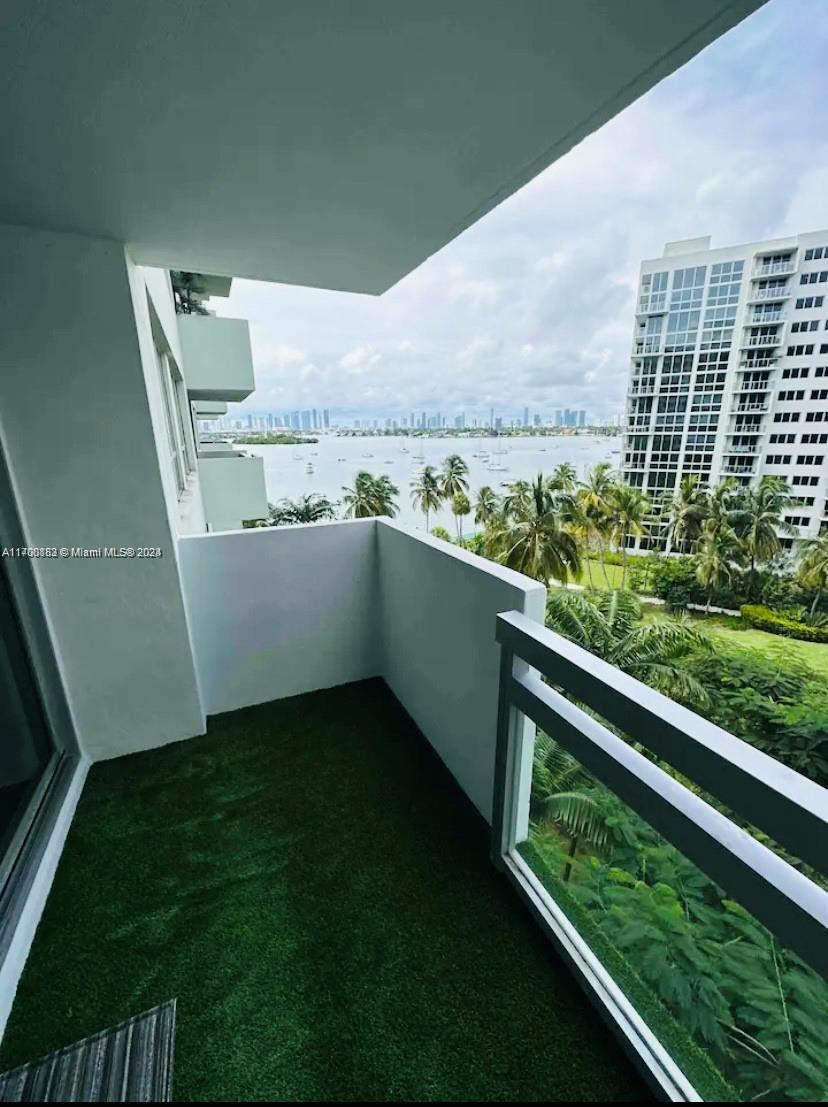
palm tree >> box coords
[546,588,709,707]
[695,523,745,613]
[410,465,443,531]
[341,471,399,518]
[474,485,501,528]
[487,473,581,585]
[531,731,617,882]
[578,463,616,586]
[798,534,828,616]
[502,479,532,519]
[668,475,709,553]
[607,483,649,588]
[256,494,336,526]
[441,454,469,499]
[730,476,795,599]
[706,477,739,540]
[441,455,469,536]
[452,491,471,540]
[549,462,577,494]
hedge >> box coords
[740,604,828,643]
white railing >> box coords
[753,260,796,277]
[743,332,781,347]
[751,287,789,301]
[634,338,661,354]
[751,310,784,324]
[492,612,828,1100]
[735,403,768,413]
[492,611,828,973]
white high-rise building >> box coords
[623,231,828,551]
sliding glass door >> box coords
[0,559,54,862]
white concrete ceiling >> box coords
[0,1,762,294]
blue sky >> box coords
[218,0,828,423]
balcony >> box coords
[0,674,647,1102]
[734,402,768,414]
[178,314,256,402]
[742,331,782,348]
[197,453,268,531]
[747,286,790,302]
[2,515,825,1102]
[752,259,796,278]
[633,338,661,355]
[750,309,784,324]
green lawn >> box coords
[1,680,646,1102]
[646,606,828,678]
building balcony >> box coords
[178,314,256,402]
[747,286,790,303]
[2,517,825,1102]
[734,402,769,414]
[723,444,759,454]
[741,332,782,348]
[197,453,268,531]
[633,338,661,355]
[752,259,796,278]
[750,309,785,324]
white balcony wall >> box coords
[377,521,545,822]
[178,519,545,823]
[0,225,205,761]
[178,520,382,715]
[178,314,255,401]
[198,455,268,532]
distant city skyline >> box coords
[204,405,610,432]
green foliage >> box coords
[246,494,336,527]
[341,471,399,518]
[741,604,828,643]
[546,588,710,707]
[430,526,452,542]
[486,473,581,585]
[240,433,317,445]
[527,755,828,1101]
[692,645,828,784]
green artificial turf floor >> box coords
[0,679,648,1102]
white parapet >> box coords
[178,314,255,402]
[177,519,546,824]
[197,454,268,532]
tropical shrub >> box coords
[692,645,828,785]
[741,604,828,643]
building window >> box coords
[787,344,815,355]
[804,246,828,261]
[795,295,824,309]
[800,271,828,283]
[155,348,192,498]
[778,389,805,401]
[791,320,819,333]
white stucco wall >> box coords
[198,455,268,532]
[178,518,545,822]
[0,224,205,760]
[178,520,381,715]
[178,314,255,401]
[376,521,545,821]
